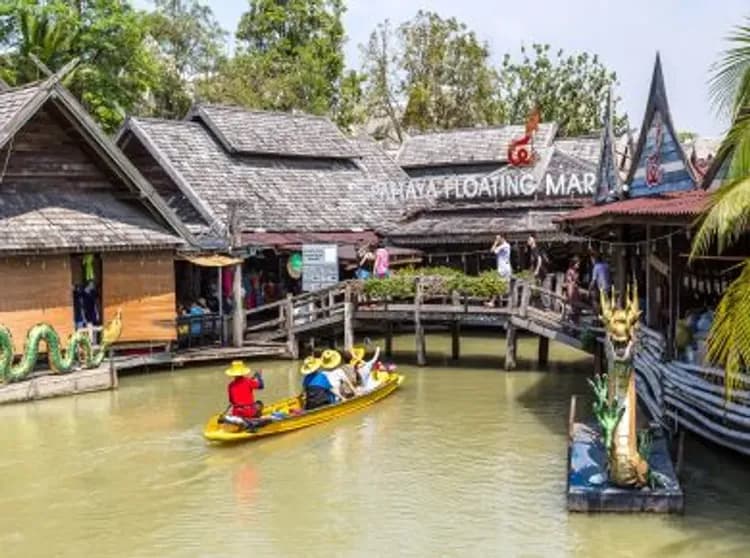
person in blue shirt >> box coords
[589,251,611,308]
[300,355,334,410]
[189,299,207,336]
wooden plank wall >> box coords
[0,256,74,351]
[102,251,176,343]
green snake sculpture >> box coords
[0,309,122,383]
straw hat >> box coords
[349,346,366,366]
[320,349,342,370]
[225,360,251,377]
[300,356,322,376]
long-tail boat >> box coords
[203,372,404,443]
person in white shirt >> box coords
[491,233,512,279]
[356,347,382,393]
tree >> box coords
[143,0,226,119]
[0,0,161,133]
[360,11,502,137]
[198,0,359,128]
[498,43,622,136]
[692,18,750,397]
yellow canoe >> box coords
[203,373,404,443]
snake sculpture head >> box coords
[599,283,641,362]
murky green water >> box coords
[1,334,749,557]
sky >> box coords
[135,0,750,136]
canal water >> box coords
[1,335,749,558]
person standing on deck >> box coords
[374,244,390,279]
[564,256,582,325]
[589,250,611,313]
[527,234,550,308]
[488,234,512,307]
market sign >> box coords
[302,244,339,292]
[371,172,596,204]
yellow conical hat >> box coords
[225,360,251,377]
[349,346,366,366]
[320,349,342,370]
[300,356,322,376]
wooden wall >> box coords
[0,256,74,350]
[102,251,176,344]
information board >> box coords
[302,244,339,291]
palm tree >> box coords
[692,19,750,397]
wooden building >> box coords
[0,73,190,350]
[557,54,730,357]
[116,105,411,306]
[381,121,614,273]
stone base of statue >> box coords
[567,422,684,513]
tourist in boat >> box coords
[355,346,383,393]
[320,350,357,401]
[301,355,334,410]
[226,360,265,420]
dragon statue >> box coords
[590,284,650,488]
[0,309,122,383]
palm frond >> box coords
[691,105,750,257]
[709,20,750,118]
[706,260,750,399]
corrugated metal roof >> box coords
[557,189,708,223]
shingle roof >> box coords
[396,123,558,168]
[189,105,359,159]
[0,190,183,253]
[0,82,43,134]
[557,189,708,224]
[0,80,190,253]
[126,117,409,234]
[553,137,600,164]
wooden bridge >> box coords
[242,275,601,369]
[242,277,750,458]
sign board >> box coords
[302,244,339,291]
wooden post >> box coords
[344,284,354,351]
[451,321,460,361]
[645,225,656,327]
[415,277,426,366]
[285,294,299,359]
[505,324,517,370]
[538,336,549,368]
[568,395,577,439]
[667,233,682,359]
[519,281,530,318]
[232,262,244,347]
[385,320,393,358]
[614,228,626,304]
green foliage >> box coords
[588,372,624,449]
[360,11,503,137]
[143,0,226,119]
[361,267,509,300]
[198,0,357,126]
[499,43,624,136]
[0,0,162,133]
[694,17,750,400]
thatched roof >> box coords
[119,110,409,239]
[0,76,189,254]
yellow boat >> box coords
[203,372,404,443]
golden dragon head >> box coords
[600,283,641,361]
[101,308,123,348]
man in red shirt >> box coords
[226,360,264,419]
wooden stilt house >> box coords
[0,74,191,351]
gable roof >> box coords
[396,123,559,168]
[594,90,624,204]
[118,115,409,237]
[0,75,191,253]
[187,104,359,160]
[626,54,696,197]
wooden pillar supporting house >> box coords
[667,235,683,359]
[538,336,549,368]
[415,279,426,366]
[645,225,658,328]
[451,321,460,360]
[505,324,518,370]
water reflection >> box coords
[0,335,749,557]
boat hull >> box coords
[203,373,404,443]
